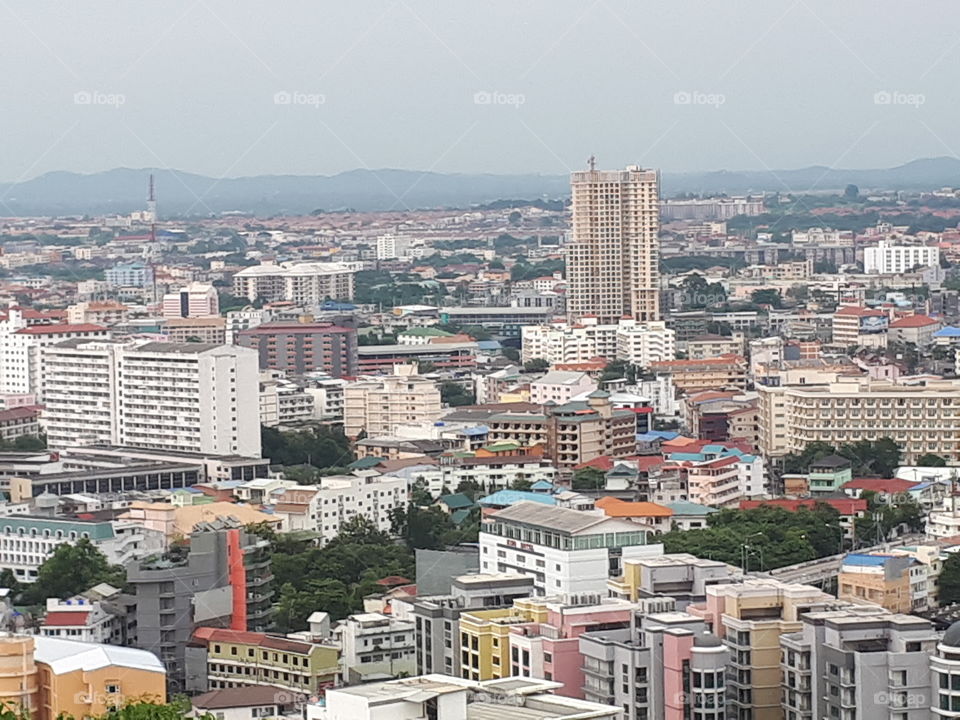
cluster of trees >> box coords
[0,699,199,720]
[853,490,924,546]
[440,381,476,407]
[257,518,416,632]
[0,434,46,452]
[260,425,354,472]
[257,487,481,633]
[781,439,902,477]
[572,467,606,491]
[510,258,564,282]
[661,505,844,570]
[3,539,126,606]
[940,553,960,605]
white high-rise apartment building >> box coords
[233,261,359,303]
[863,240,940,274]
[42,339,261,457]
[0,310,109,398]
[567,164,660,323]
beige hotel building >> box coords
[566,164,660,324]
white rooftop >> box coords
[34,635,165,675]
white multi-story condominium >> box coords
[778,377,960,464]
[334,612,417,684]
[522,318,674,367]
[270,474,408,543]
[161,281,219,319]
[615,319,676,366]
[343,364,441,440]
[42,339,261,457]
[304,376,347,423]
[528,370,597,405]
[0,515,164,584]
[832,305,889,349]
[232,260,360,303]
[259,370,315,427]
[225,308,271,344]
[522,320,618,365]
[863,240,940,274]
[480,501,663,597]
[0,315,109,398]
[567,165,660,324]
[375,232,414,260]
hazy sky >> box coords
[1,0,958,181]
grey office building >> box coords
[781,606,937,720]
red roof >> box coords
[0,407,39,422]
[16,323,106,335]
[574,456,616,471]
[739,498,867,515]
[43,611,90,626]
[835,306,884,317]
[376,575,412,587]
[237,322,355,335]
[842,477,918,493]
[889,315,938,328]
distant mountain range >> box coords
[1,157,958,217]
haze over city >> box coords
[2,0,960,181]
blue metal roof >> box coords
[462,425,489,436]
[842,553,893,566]
[934,326,960,337]
[478,490,557,507]
[530,480,557,491]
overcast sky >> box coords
[1,0,958,181]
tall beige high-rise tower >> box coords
[566,162,660,324]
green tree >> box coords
[441,381,476,407]
[260,425,354,469]
[572,467,606,491]
[502,347,521,362]
[24,539,125,605]
[523,358,549,373]
[751,288,783,308]
[940,552,960,605]
[917,453,948,467]
[843,184,860,200]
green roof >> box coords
[438,493,475,510]
[349,456,385,470]
[450,508,473,525]
[0,516,115,540]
